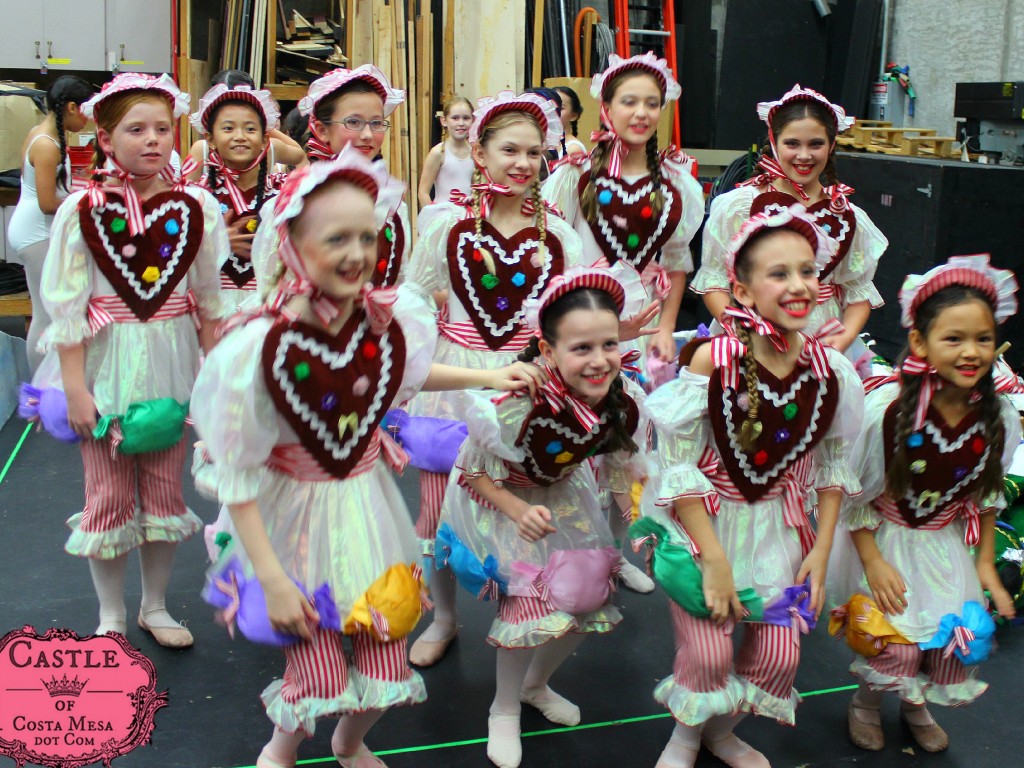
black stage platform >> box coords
[1,416,1021,768]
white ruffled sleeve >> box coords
[828,202,887,309]
[186,186,231,320]
[392,282,439,404]
[400,202,461,294]
[690,187,755,295]
[842,382,899,530]
[645,367,716,506]
[983,396,1024,514]
[190,318,280,504]
[541,162,586,228]
[811,349,865,498]
[659,155,705,274]
[39,191,94,350]
[252,196,283,300]
[598,376,651,493]
[545,213,586,270]
[454,390,531,483]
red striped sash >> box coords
[438,319,534,352]
[87,292,199,334]
[266,428,408,481]
[872,494,982,545]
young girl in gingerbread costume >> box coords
[827,255,1020,755]
[692,85,888,367]
[189,83,288,312]
[192,147,544,768]
[637,207,864,768]
[436,269,649,768]
[401,91,650,667]
[28,73,229,647]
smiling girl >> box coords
[827,256,1019,755]
[436,269,648,768]
[189,84,288,310]
[400,91,597,668]
[252,66,409,295]
[639,207,863,768]
[693,86,888,366]
[416,95,474,235]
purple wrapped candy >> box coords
[382,410,468,474]
[19,384,81,443]
[762,580,817,635]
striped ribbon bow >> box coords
[87,162,157,238]
[163,154,198,189]
[620,349,642,375]
[361,282,398,334]
[551,150,589,171]
[823,182,855,214]
[899,355,943,432]
[305,120,335,161]
[737,156,811,202]
[944,625,976,658]
[796,317,844,382]
[590,104,625,178]
[722,305,789,353]
[539,365,600,433]
[213,571,240,639]
[789,604,811,645]
[206,147,269,215]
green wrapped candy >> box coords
[630,517,764,620]
[93,398,189,454]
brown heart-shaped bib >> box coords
[516,392,640,486]
[447,218,565,351]
[881,404,990,527]
[373,211,405,288]
[579,170,683,272]
[262,313,407,479]
[709,360,839,502]
[750,190,857,281]
[78,190,204,321]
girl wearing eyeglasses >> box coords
[252,66,410,292]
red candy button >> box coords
[754,450,768,466]
[361,341,378,359]
[640,205,653,219]
[972,437,985,454]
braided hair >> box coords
[886,286,1005,500]
[580,70,667,223]
[471,110,549,276]
[517,287,638,455]
[46,76,95,192]
[553,85,583,138]
[205,97,270,212]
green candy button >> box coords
[783,403,798,421]
[384,226,394,242]
[294,362,311,381]
[481,273,499,289]
[626,233,640,248]
[110,217,127,233]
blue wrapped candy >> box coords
[918,601,995,665]
[435,523,507,600]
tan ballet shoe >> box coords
[848,700,884,751]
[255,748,295,768]
[137,613,194,649]
[408,626,457,667]
[901,709,948,753]
[334,743,387,768]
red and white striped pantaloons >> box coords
[670,602,801,702]
[865,643,968,689]
[77,435,189,555]
[281,627,413,708]
[415,470,448,541]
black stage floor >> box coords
[1,415,1021,768]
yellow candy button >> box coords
[141,266,161,283]
[554,451,574,464]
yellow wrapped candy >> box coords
[344,562,424,642]
[629,480,645,523]
[829,593,912,657]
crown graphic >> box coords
[42,674,88,697]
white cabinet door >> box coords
[42,0,107,71]
[104,0,172,74]
[0,3,45,69]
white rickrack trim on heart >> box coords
[271,322,393,461]
[593,178,675,266]
[224,253,253,275]
[521,413,611,484]
[756,367,815,408]
[453,230,552,339]
[721,372,829,487]
[92,199,192,301]
[920,418,984,453]
[758,199,852,246]
[378,211,401,284]
[900,446,990,518]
